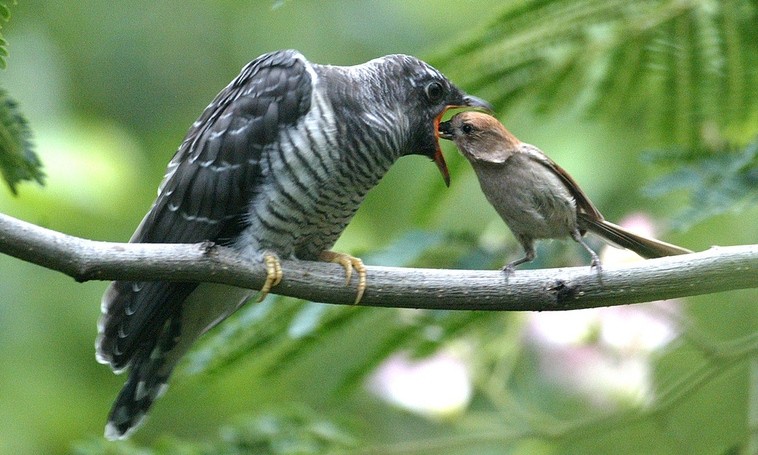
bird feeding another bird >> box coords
[438,111,691,274]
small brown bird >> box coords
[438,112,691,273]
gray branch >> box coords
[0,212,755,310]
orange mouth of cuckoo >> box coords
[431,107,456,187]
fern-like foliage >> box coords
[644,135,758,228]
[0,2,43,195]
[0,1,11,69]
[433,0,758,147]
[0,89,43,194]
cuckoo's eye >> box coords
[461,123,475,135]
[424,81,444,103]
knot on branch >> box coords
[199,240,217,256]
[547,279,581,308]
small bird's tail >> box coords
[579,214,692,259]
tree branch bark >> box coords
[0,212,755,310]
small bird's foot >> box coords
[574,234,603,276]
[320,250,366,304]
[501,252,533,281]
[586,247,603,275]
[589,255,603,275]
[256,253,283,302]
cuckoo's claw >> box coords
[320,250,366,304]
[257,253,283,302]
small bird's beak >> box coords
[430,93,492,187]
[437,120,454,140]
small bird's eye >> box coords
[462,123,474,134]
[425,81,444,102]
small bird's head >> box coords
[438,112,520,164]
[360,55,492,186]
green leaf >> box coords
[0,89,44,195]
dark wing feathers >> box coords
[98,50,313,370]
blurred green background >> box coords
[1,1,757,454]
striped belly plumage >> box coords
[234,91,393,262]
